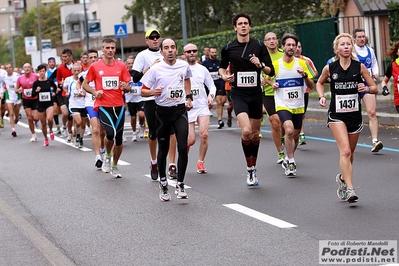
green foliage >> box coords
[73,47,83,61]
[14,3,61,67]
[175,19,304,56]
[0,35,10,64]
[387,2,399,44]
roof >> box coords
[354,0,399,15]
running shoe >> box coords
[18,114,22,119]
[12,130,17,137]
[259,133,263,138]
[56,127,61,135]
[102,156,111,173]
[44,139,49,146]
[281,135,285,148]
[95,155,103,170]
[299,133,306,145]
[335,173,347,201]
[227,117,232,127]
[159,183,171,201]
[14,117,19,124]
[34,121,39,129]
[30,134,37,142]
[197,161,207,174]
[277,151,285,164]
[61,127,68,138]
[132,132,137,142]
[371,140,383,152]
[175,183,188,199]
[281,159,289,171]
[260,116,265,126]
[168,165,177,180]
[246,168,259,186]
[150,163,158,180]
[79,138,83,148]
[143,129,149,138]
[110,166,122,178]
[49,131,55,140]
[67,133,72,143]
[285,163,297,176]
[139,126,145,138]
[122,132,127,142]
[345,187,358,203]
[75,135,81,147]
[0,120,4,128]
[217,120,224,129]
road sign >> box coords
[24,36,37,55]
[114,24,128,38]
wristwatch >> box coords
[260,62,266,69]
[302,72,308,78]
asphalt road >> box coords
[1,112,398,266]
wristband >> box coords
[185,93,193,101]
[318,96,325,100]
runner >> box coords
[32,64,56,146]
[16,63,39,142]
[184,43,216,174]
[83,38,131,178]
[3,63,21,137]
[219,13,274,186]
[141,38,192,201]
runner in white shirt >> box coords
[184,43,216,174]
[3,63,21,137]
[0,68,7,129]
[141,38,193,201]
[64,63,87,148]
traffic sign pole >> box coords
[114,24,128,62]
[120,38,124,62]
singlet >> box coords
[79,69,96,107]
[32,79,56,103]
[141,59,192,107]
[85,59,131,110]
[263,49,284,96]
[328,59,363,122]
[220,38,274,95]
[64,75,85,109]
[273,57,313,114]
[16,73,39,100]
[3,72,21,101]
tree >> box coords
[0,35,11,64]
[13,2,61,67]
[123,0,323,38]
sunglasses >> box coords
[185,49,198,54]
[147,35,160,40]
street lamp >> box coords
[0,6,16,67]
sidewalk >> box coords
[306,94,399,126]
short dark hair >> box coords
[281,33,298,46]
[61,48,72,56]
[37,63,47,72]
[87,49,98,55]
[80,51,88,57]
[353,28,365,37]
[232,12,251,26]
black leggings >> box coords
[99,106,125,146]
[144,100,157,140]
[156,104,188,183]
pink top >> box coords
[17,73,39,100]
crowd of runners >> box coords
[1,13,398,204]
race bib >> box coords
[130,85,140,95]
[210,71,219,81]
[167,86,184,101]
[24,88,32,97]
[335,94,359,113]
[39,92,51,102]
[237,71,257,87]
[283,87,301,103]
[191,86,201,99]
[102,76,119,90]
[8,84,16,90]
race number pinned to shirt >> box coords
[191,86,201,99]
[167,86,184,101]
[102,76,119,90]
[335,94,359,113]
[283,87,301,104]
[8,84,16,91]
[237,71,257,87]
[39,92,51,102]
[24,88,33,97]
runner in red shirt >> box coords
[83,38,131,178]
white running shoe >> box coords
[102,156,111,173]
[110,166,122,178]
[246,168,259,186]
[30,134,37,142]
[175,183,188,199]
[132,132,137,142]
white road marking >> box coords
[6,117,130,165]
[223,203,297,229]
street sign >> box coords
[114,24,128,38]
[24,36,37,55]
[41,39,52,52]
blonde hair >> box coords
[333,33,357,60]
